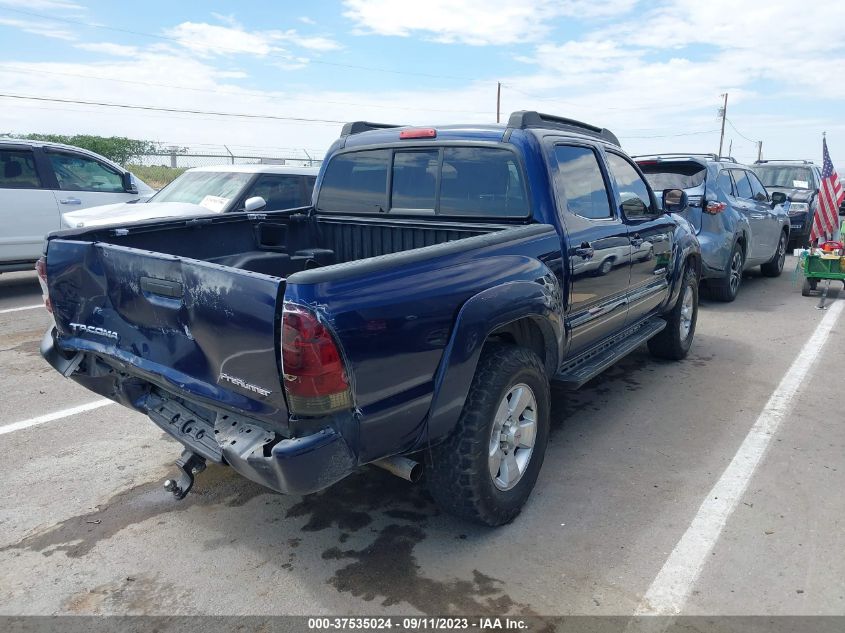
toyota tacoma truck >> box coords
[39,111,701,526]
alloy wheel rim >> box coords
[679,284,694,340]
[729,251,742,293]
[488,383,537,491]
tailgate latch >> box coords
[163,449,206,500]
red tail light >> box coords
[399,128,436,139]
[281,304,351,416]
[704,201,727,214]
[35,257,52,313]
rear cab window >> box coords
[0,149,43,189]
[316,146,529,219]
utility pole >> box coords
[728,139,733,157]
[496,82,501,124]
[757,140,763,161]
[717,92,728,157]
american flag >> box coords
[811,137,843,242]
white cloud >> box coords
[0,0,83,10]
[76,42,141,57]
[342,0,637,45]
[0,16,75,40]
[298,16,316,25]
[163,19,341,58]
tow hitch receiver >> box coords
[163,449,207,499]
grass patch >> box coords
[125,164,187,189]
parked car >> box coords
[637,154,790,302]
[751,160,822,249]
[39,111,701,526]
[0,139,154,272]
[61,164,320,229]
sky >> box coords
[1,0,844,167]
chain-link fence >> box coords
[125,151,323,189]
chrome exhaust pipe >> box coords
[373,455,423,482]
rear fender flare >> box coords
[665,227,701,308]
[425,275,564,444]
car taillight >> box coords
[35,257,52,313]
[704,201,727,214]
[281,303,351,416]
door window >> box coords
[746,171,769,202]
[47,152,124,192]
[731,170,753,199]
[243,174,305,211]
[606,152,655,217]
[0,150,42,189]
[553,145,613,220]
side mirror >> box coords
[244,196,267,213]
[771,191,787,207]
[122,171,139,195]
[662,188,688,213]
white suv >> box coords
[0,139,154,272]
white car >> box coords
[61,164,319,230]
[0,138,155,272]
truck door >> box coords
[549,143,631,355]
[605,152,675,325]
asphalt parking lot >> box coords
[0,260,843,617]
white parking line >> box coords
[0,399,114,436]
[0,304,43,314]
[636,298,844,615]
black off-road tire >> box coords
[648,264,698,361]
[708,242,743,302]
[761,230,788,277]
[426,344,550,526]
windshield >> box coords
[638,161,706,191]
[752,166,814,190]
[149,171,254,211]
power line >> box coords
[0,6,477,83]
[0,93,347,124]
[725,118,757,143]
[0,65,492,115]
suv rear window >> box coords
[316,146,529,218]
[638,161,706,190]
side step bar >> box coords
[554,318,666,389]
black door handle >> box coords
[574,242,594,259]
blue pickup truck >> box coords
[39,112,701,526]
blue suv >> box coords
[636,154,790,301]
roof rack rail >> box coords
[632,153,738,163]
[753,159,814,164]
[341,121,404,136]
[507,111,620,146]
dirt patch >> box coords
[323,524,535,616]
[63,573,190,614]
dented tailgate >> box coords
[46,238,288,424]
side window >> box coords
[0,149,42,189]
[391,149,438,211]
[746,171,768,202]
[47,152,124,192]
[731,170,753,199]
[606,152,655,217]
[552,145,612,220]
[439,147,528,217]
[243,174,304,211]
[716,170,734,196]
[317,149,389,213]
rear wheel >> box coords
[648,264,698,360]
[761,231,787,277]
[802,277,818,296]
[426,344,550,526]
[709,242,743,302]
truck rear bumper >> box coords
[41,328,358,496]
